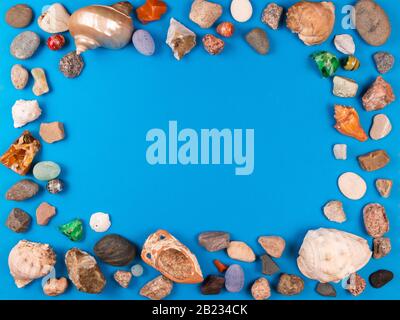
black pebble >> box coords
[369,270,393,288]
[261,254,280,275]
[316,282,336,297]
[201,275,225,295]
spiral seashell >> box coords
[69,2,134,54]
[297,228,371,283]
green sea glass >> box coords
[59,219,83,241]
[311,51,339,77]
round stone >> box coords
[338,172,367,200]
[10,31,40,60]
[89,212,111,233]
[230,0,253,23]
[33,161,61,181]
[6,4,33,28]
[59,52,84,78]
[131,264,144,277]
[11,64,29,89]
[46,179,64,194]
[132,29,155,56]
[225,264,245,293]
[369,270,393,288]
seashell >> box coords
[334,104,367,142]
[38,3,70,34]
[297,228,372,283]
[8,240,56,288]
[141,229,203,284]
[286,1,335,46]
[69,2,134,55]
[94,234,136,266]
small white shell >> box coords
[38,3,70,33]
[230,0,253,23]
[90,212,111,232]
[12,99,42,128]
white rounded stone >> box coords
[89,212,111,232]
[230,0,253,23]
[370,114,392,140]
[338,172,367,200]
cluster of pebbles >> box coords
[2,0,397,300]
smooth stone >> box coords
[94,234,136,266]
[114,270,132,288]
[375,179,393,198]
[140,275,173,300]
[316,282,336,297]
[358,150,390,172]
[363,203,389,238]
[370,114,392,140]
[89,212,111,232]
[374,52,395,74]
[200,275,225,295]
[369,270,393,288]
[261,254,279,275]
[6,4,33,28]
[6,208,31,233]
[334,34,355,55]
[46,179,64,194]
[131,264,144,277]
[333,76,358,98]
[245,28,269,55]
[39,122,65,144]
[59,52,84,78]
[33,161,61,181]
[277,274,304,296]
[10,31,40,60]
[231,0,253,23]
[11,64,29,89]
[227,241,256,262]
[198,231,230,252]
[373,237,391,259]
[36,202,56,226]
[6,179,39,201]
[225,264,244,293]
[132,29,155,56]
[338,172,367,200]
[258,236,285,258]
[323,200,346,223]
[251,277,271,300]
[31,68,50,96]
[333,144,347,160]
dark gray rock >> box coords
[369,270,393,288]
[94,234,136,266]
[316,282,336,297]
[201,275,225,295]
[261,254,279,275]
[198,231,230,252]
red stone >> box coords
[136,0,167,24]
[47,34,66,51]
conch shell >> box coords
[297,228,371,283]
[8,240,56,288]
[141,230,203,284]
[334,104,368,142]
[286,1,335,45]
[69,2,134,54]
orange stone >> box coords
[0,130,41,175]
[334,105,368,142]
[136,0,167,24]
[213,259,228,273]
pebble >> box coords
[346,273,366,296]
[38,3,70,33]
[261,254,279,275]
[358,150,390,172]
[33,161,61,181]
[216,22,235,38]
[166,18,196,60]
[12,99,42,128]
[373,237,391,259]
[369,270,393,288]
[59,219,84,241]
[31,68,50,96]
[334,34,355,55]
[355,0,391,46]
[59,52,84,78]
[6,4,33,28]
[363,203,389,238]
[213,259,228,273]
[47,34,65,51]
[370,114,392,140]
[6,208,31,233]
[230,0,253,23]
[6,179,39,201]
[201,275,225,295]
[258,236,285,258]
[225,264,244,293]
[189,0,222,28]
[245,28,269,55]
[65,248,106,294]
[251,277,271,300]
[261,3,283,30]
[316,283,336,297]
[333,144,347,160]
[338,172,367,200]
[323,200,346,223]
[11,64,29,90]
[198,231,230,252]
[311,51,339,77]
[10,31,40,60]
[342,55,360,71]
[94,234,136,266]
[227,241,256,262]
[277,274,304,296]
[333,76,358,98]
[89,212,111,232]
[374,52,394,74]
[36,202,56,226]
[132,30,155,56]
[140,275,173,300]
[114,270,132,288]
[202,34,224,55]
[375,179,393,198]
[40,122,65,144]
[46,178,64,194]
[362,76,395,111]
[131,264,144,277]
[43,278,68,296]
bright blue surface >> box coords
[0,0,398,300]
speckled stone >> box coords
[10,31,40,60]
[6,208,31,233]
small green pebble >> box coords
[59,219,83,241]
[311,51,340,77]
[131,264,144,277]
[33,161,61,181]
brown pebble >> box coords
[43,277,68,296]
[261,3,283,30]
[362,76,395,111]
[6,208,31,233]
[277,274,304,296]
[200,275,225,295]
[374,52,395,74]
[198,232,230,252]
[245,28,270,55]
[363,203,389,238]
[39,122,65,144]
[258,236,285,258]
[251,277,271,300]
[375,179,393,198]
[346,273,366,296]
[358,150,390,172]
[6,4,33,28]
[6,179,39,201]
[202,34,224,55]
[323,200,346,223]
[36,202,56,226]
[261,254,280,275]
[140,275,173,300]
[373,237,391,259]
[114,270,132,288]
[216,22,235,38]
[59,52,84,78]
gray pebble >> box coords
[245,28,270,55]
[132,30,155,56]
[316,282,336,297]
[261,254,279,275]
[10,31,40,60]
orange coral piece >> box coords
[213,259,228,273]
[334,105,368,142]
[136,0,167,24]
[0,130,41,175]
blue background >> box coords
[0,0,398,300]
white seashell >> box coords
[38,3,70,33]
[12,99,42,128]
[297,228,371,283]
[90,212,111,232]
[230,0,253,23]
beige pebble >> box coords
[258,236,285,258]
[11,64,29,89]
[334,34,355,55]
[333,144,347,160]
[323,200,346,223]
[114,270,132,288]
[32,68,50,96]
[375,179,393,198]
[338,172,367,200]
[333,76,358,98]
[40,122,65,144]
[370,114,392,140]
[227,241,256,262]
[363,203,389,238]
[230,0,253,22]
[36,202,56,226]
[251,277,271,300]
[43,277,68,296]
[189,0,223,28]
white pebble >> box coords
[230,0,253,23]
[333,144,347,160]
[334,34,355,55]
[131,264,144,277]
[12,99,42,128]
[338,172,367,200]
[370,114,392,140]
[89,212,111,232]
